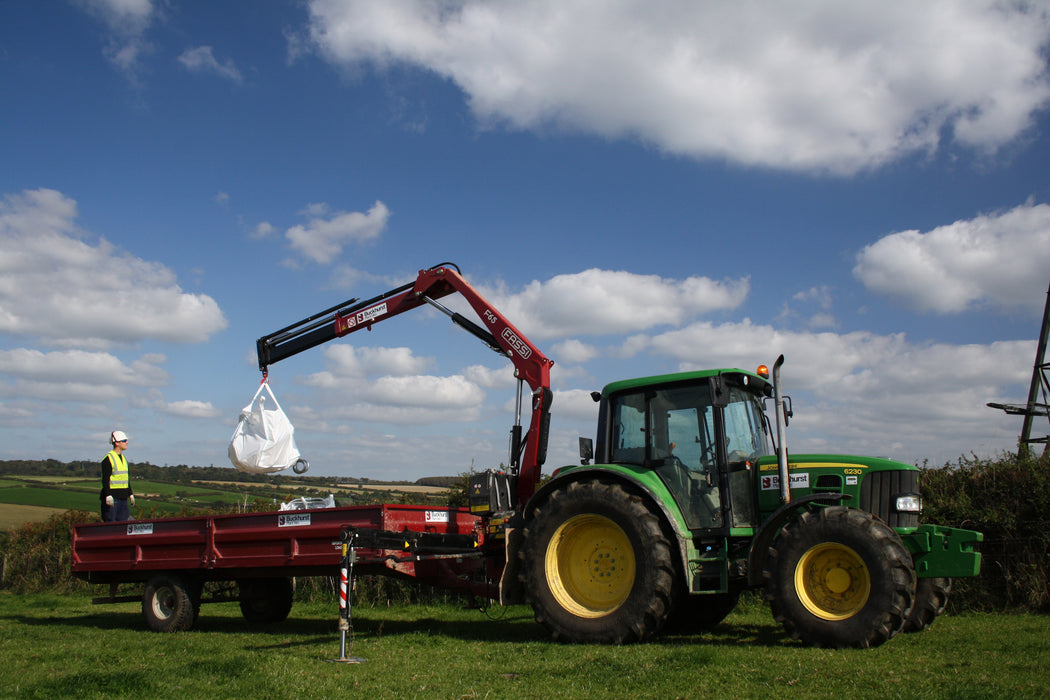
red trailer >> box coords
[72,503,491,631]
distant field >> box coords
[1,475,95,486]
[192,479,448,494]
[134,479,249,499]
[0,484,102,511]
[0,504,66,529]
[0,477,253,527]
[354,483,447,494]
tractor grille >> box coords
[859,469,919,528]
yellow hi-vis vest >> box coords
[106,451,129,489]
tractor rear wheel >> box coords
[764,506,915,648]
[903,577,951,632]
[520,480,675,643]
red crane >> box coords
[255,263,554,505]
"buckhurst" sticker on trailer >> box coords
[278,513,311,527]
[127,523,153,535]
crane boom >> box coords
[255,264,554,505]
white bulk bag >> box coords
[228,382,301,474]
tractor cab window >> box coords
[610,383,723,529]
[610,391,647,467]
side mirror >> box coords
[579,437,594,465]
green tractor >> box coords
[516,356,982,647]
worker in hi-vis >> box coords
[100,430,135,522]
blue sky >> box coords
[2,1,1050,481]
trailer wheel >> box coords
[903,577,951,633]
[521,480,675,643]
[764,506,915,648]
[142,574,198,633]
[238,577,294,624]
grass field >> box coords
[4,462,1042,698]
[0,591,1045,700]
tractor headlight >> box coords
[895,493,922,513]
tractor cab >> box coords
[593,369,772,533]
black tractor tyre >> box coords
[764,506,915,649]
[142,574,199,633]
[238,577,295,624]
[671,590,741,633]
[903,577,951,633]
[520,479,676,644]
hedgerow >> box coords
[919,451,1050,613]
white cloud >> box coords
[854,202,1050,314]
[251,221,276,239]
[294,372,485,425]
[178,46,244,83]
[285,200,390,264]
[303,0,1050,174]
[0,348,167,385]
[322,345,430,378]
[462,364,516,389]
[0,349,168,402]
[364,374,483,408]
[482,269,749,339]
[0,188,228,347]
[553,388,601,422]
[552,339,600,364]
[163,399,222,419]
[76,0,157,81]
[793,286,833,309]
[298,343,487,424]
[78,0,154,29]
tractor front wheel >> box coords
[903,577,951,632]
[521,480,675,643]
[764,506,915,648]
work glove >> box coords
[129,494,135,506]
[105,495,114,506]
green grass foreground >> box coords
[0,593,1045,699]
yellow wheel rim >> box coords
[545,514,635,618]
[795,542,870,620]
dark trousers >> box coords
[101,498,131,522]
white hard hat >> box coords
[111,430,128,443]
